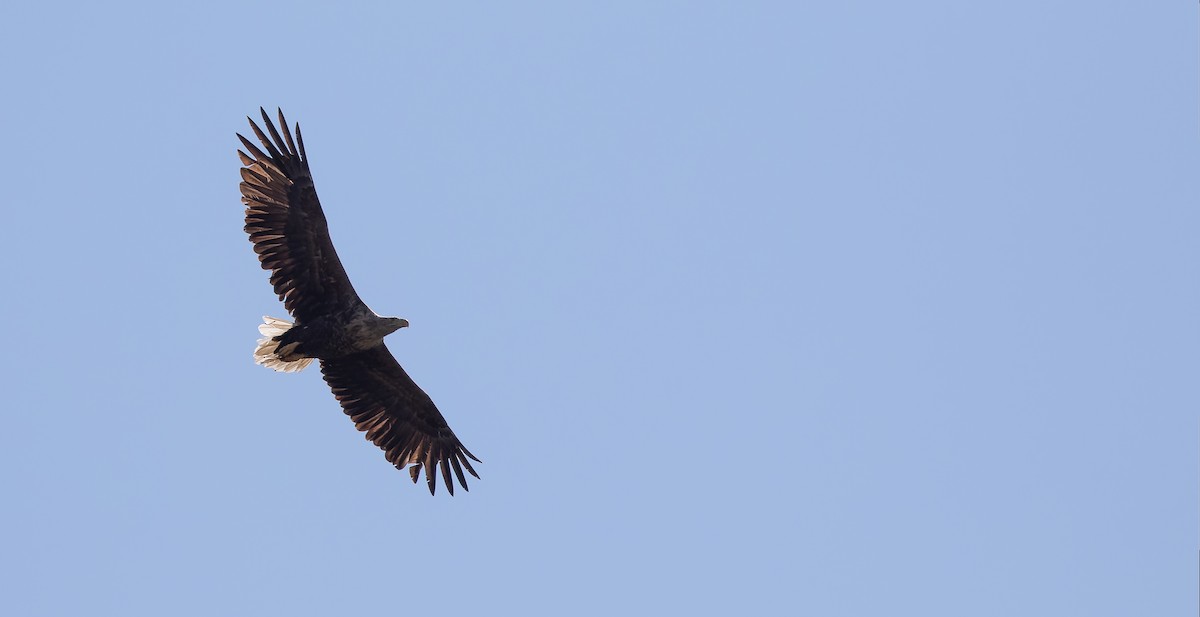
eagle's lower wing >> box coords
[320,345,480,495]
[238,108,360,321]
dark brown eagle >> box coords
[237,108,479,495]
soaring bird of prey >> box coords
[238,108,479,495]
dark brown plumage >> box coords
[238,108,479,495]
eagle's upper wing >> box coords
[238,108,360,320]
[320,345,481,495]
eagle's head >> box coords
[384,317,410,334]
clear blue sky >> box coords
[0,2,1194,615]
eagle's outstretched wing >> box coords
[320,345,481,495]
[238,108,361,320]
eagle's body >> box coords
[269,307,406,362]
[238,108,479,495]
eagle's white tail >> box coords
[254,316,314,373]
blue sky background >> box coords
[0,2,1194,615]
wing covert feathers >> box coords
[320,346,480,496]
[238,108,359,320]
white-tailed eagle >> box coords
[238,108,479,495]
